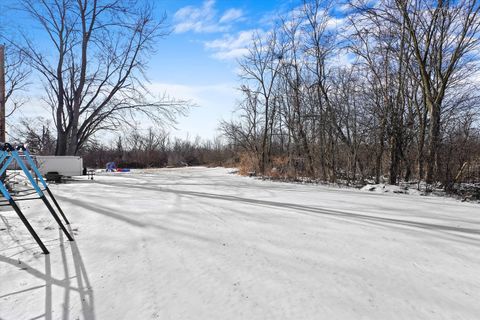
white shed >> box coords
[35,156,84,177]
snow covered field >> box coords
[1,167,479,320]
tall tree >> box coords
[17,0,186,155]
[394,0,480,184]
[238,30,284,174]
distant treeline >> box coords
[81,130,234,169]
[13,119,234,169]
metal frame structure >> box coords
[0,143,73,254]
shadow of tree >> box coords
[0,228,95,320]
[95,180,480,245]
[55,195,217,245]
[0,213,34,255]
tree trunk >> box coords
[375,117,386,184]
[298,121,314,176]
[56,130,68,156]
[67,106,80,155]
[426,103,441,184]
[417,111,427,181]
[389,135,400,185]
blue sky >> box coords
[146,0,300,140]
[3,0,324,141]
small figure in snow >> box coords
[106,162,116,172]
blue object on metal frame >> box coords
[0,147,50,254]
[0,143,74,244]
[17,145,70,225]
[21,147,48,189]
[0,152,13,200]
[9,149,45,196]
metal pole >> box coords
[45,187,70,224]
[9,198,50,254]
[0,45,5,142]
[20,146,70,224]
[0,46,6,183]
[0,151,49,254]
[8,147,74,241]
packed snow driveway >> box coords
[1,167,479,319]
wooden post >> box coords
[0,45,5,143]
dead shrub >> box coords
[268,156,290,179]
[238,152,258,176]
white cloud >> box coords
[212,48,250,60]
[328,51,356,68]
[337,3,351,13]
[219,9,244,23]
[173,0,243,34]
[325,16,347,30]
[205,30,255,50]
[174,0,214,20]
[204,29,261,61]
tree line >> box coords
[221,0,480,188]
[81,130,232,169]
[3,0,480,189]
[13,118,233,169]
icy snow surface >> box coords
[1,167,479,319]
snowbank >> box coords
[360,184,423,196]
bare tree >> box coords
[3,46,31,118]
[16,0,187,155]
[11,117,56,154]
[349,2,413,184]
[238,30,285,174]
[394,0,480,184]
[221,0,480,188]
[279,12,316,176]
[302,0,338,180]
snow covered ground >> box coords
[1,167,479,320]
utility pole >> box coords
[0,44,5,143]
[0,45,5,182]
